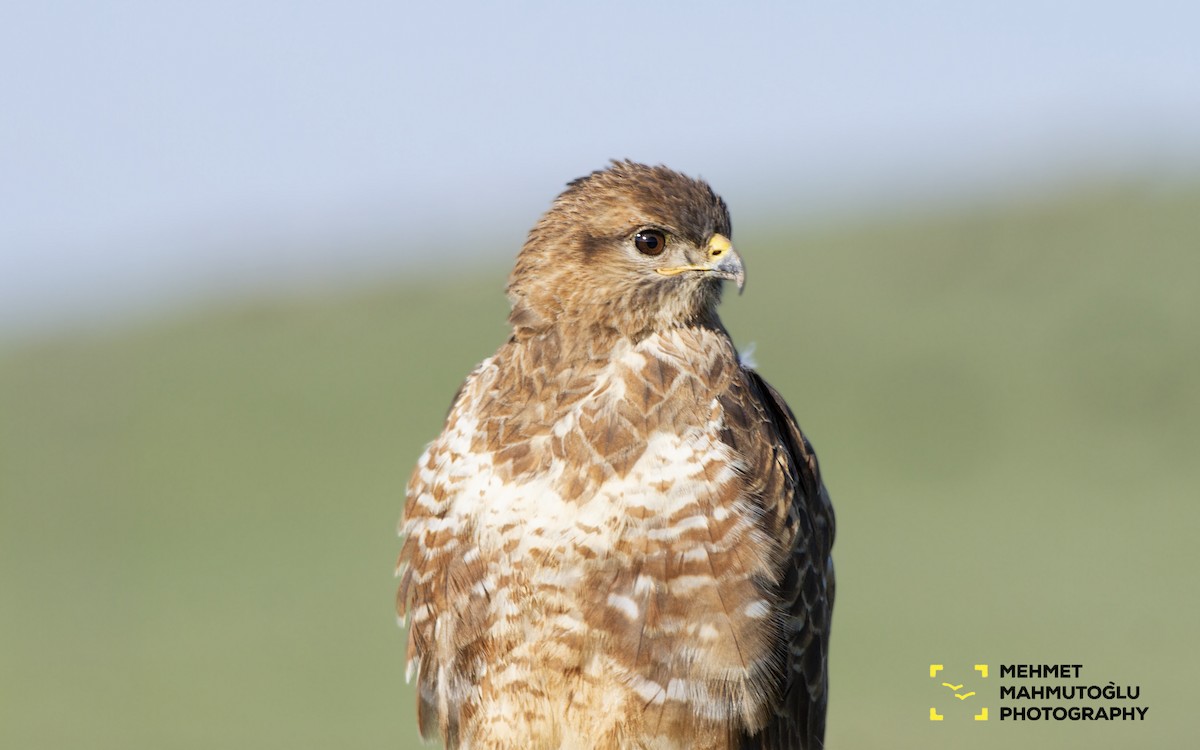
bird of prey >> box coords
[396,161,835,750]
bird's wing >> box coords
[725,369,836,750]
[395,364,495,747]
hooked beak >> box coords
[654,233,746,294]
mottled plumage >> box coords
[397,162,834,749]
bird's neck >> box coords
[503,313,733,388]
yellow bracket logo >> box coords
[930,664,989,721]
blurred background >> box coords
[2,2,1197,748]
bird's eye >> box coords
[633,229,666,256]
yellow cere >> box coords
[706,234,732,259]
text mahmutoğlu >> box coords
[998,664,1147,721]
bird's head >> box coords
[506,161,744,340]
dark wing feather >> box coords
[732,370,836,750]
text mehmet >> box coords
[997,664,1148,721]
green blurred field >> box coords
[3,182,1198,748]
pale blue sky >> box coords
[3,1,1198,334]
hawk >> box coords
[396,161,835,749]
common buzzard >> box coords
[397,161,835,749]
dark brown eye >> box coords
[634,229,666,256]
